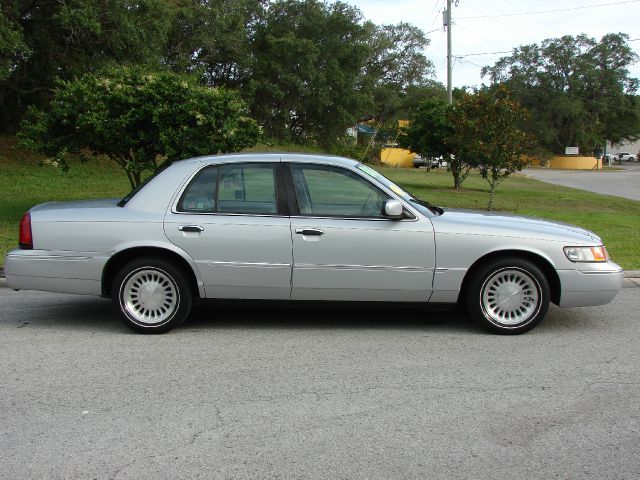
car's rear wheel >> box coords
[466,257,550,334]
[112,257,192,333]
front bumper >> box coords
[557,261,624,307]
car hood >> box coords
[30,198,121,212]
[431,208,601,244]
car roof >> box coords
[173,152,360,168]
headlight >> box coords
[564,246,608,262]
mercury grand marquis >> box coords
[4,153,624,334]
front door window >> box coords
[290,164,388,218]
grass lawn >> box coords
[0,136,131,263]
[1,135,639,269]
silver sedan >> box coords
[5,154,623,334]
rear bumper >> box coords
[4,249,107,296]
[557,262,624,307]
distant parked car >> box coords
[431,157,446,168]
[412,155,429,168]
[412,155,444,169]
[603,153,617,163]
[617,152,636,162]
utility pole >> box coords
[444,0,453,104]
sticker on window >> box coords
[188,202,204,211]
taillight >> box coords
[19,212,33,249]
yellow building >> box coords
[380,148,416,168]
[529,156,603,170]
[379,120,417,168]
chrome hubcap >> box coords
[121,268,179,325]
[481,268,540,326]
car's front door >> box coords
[286,163,435,302]
[164,162,292,299]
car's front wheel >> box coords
[112,257,192,333]
[466,257,550,334]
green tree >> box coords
[19,66,260,188]
[0,0,175,132]
[482,34,639,154]
[398,98,453,171]
[164,0,265,89]
[249,0,372,147]
[0,5,29,81]
[363,22,436,122]
[448,87,531,210]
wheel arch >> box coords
[457,249,561,306]
[102,245,203,298]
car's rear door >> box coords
[164,161,293,299]
[286,162,435,302]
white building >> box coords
[607,139,640,156]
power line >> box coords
[422,0,446,33]
[457,50,512,57]
[461,0,540,45]
[458,37,640,58]
[457,0,640,19]
[500,0,558,36]
[457,58,484,69]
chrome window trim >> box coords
[168,210,417,222]
[170,159,423,222]
[170,210,288,219]
[289,214,418,223]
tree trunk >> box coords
[487,184,496,211]
[451,164,462,189]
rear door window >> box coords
[177,163,279,215]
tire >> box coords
[111,257,193,333]
[465,257,550,334]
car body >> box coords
[5,153,624,334]
[412,155,429,168]
[617,152,636,162]
[412,156,446,169]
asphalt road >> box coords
[523,162,640,201]
[1,286,639,479]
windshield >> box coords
[356,163,442,216]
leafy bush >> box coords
[19,66,260,187]
[448,87,531,210]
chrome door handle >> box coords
[295,228,324,236]
[178,225,204,232]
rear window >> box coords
[118,163,171,207]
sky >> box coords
[346,0,640,88]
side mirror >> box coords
[384,199,403,218]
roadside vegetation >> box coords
[1,136,638,270]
